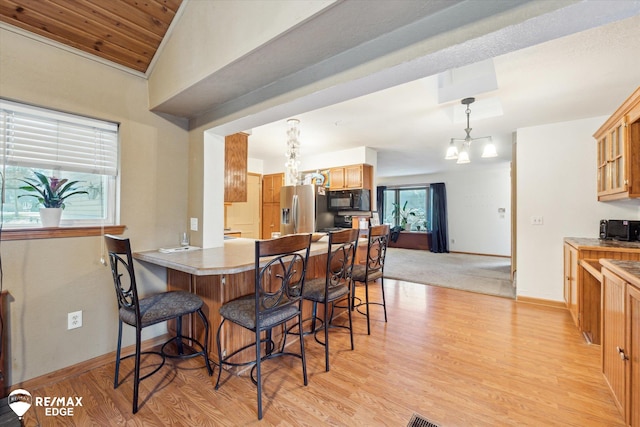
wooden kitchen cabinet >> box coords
[629,285,640,427]
[261,203,280,239]
[329,168,345,190]
[328,164,372,190]
[224,132,248,202]
[600,259,640,426]
[261,173,283,238]
[602,266,628,419]
[262,173,283,203]
[563,238,640,346]
[593,86,640,201]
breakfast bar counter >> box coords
[133,237,332,367]
[134,236,330,275]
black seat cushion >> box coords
[219,294,299,330]
[119,291,204,328]
[303,277,349,302]
[351,265,383,282]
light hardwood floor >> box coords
[21,280,623,426]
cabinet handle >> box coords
[616,346,629,361]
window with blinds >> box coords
[0,99,119,227]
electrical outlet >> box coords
[530,216,544,225]
[68,311,82,330]
[190,217,198,231]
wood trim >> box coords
[516,295,567,309]
[8,333,171,394]
[450,250,511,259]
[0,225,126,241]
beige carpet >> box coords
[384,248,515,299]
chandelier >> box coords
[284,118,301,186]
[445,97,497,164]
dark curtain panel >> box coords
[376,185,386,220]
[430,182,449,253]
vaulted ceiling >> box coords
[0,0,182,73]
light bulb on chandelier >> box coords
[445,97,497,164]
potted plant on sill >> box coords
[18,171,88,227]
[391,201,418,231]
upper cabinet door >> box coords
[224,133,248,203]
[262,173,283,203]
[328,164,372,190]
[594,87,640,201]
[329,168,345,190]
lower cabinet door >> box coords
[628,284,640,426]
[602,268,627,418]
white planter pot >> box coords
[39,208,62,227]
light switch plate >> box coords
[190,217,198,231]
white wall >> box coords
[517,117,640,301]
[379,163,512,256]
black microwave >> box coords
[327,189,370,211]
[600,219,640,241]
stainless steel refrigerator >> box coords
[280,184,334,234]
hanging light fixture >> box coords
[284,118,301,186]
[445,97,497,164]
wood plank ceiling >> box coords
[0,0,182,73]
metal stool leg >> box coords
[114,320,123,388]
[133,328,142,413]
[381,278,388,322]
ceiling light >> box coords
[445,97,497,164]
[284,118,301,185]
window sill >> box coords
[1,225,126,241]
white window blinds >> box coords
[0,99,118,176]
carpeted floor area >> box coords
[384,248,515,298]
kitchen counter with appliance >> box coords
[563,237,640,345]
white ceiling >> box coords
[246,12,640,178]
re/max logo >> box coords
[34,396,83,416]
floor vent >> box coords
[407,413,440,427]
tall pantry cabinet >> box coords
[261,173,283,239]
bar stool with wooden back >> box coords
[104,234,213,414]
[351,224,390,335]
[214,233,312,420]
[301,228,359,371]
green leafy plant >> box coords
[18,171,88,209]
[391,201,417,230]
